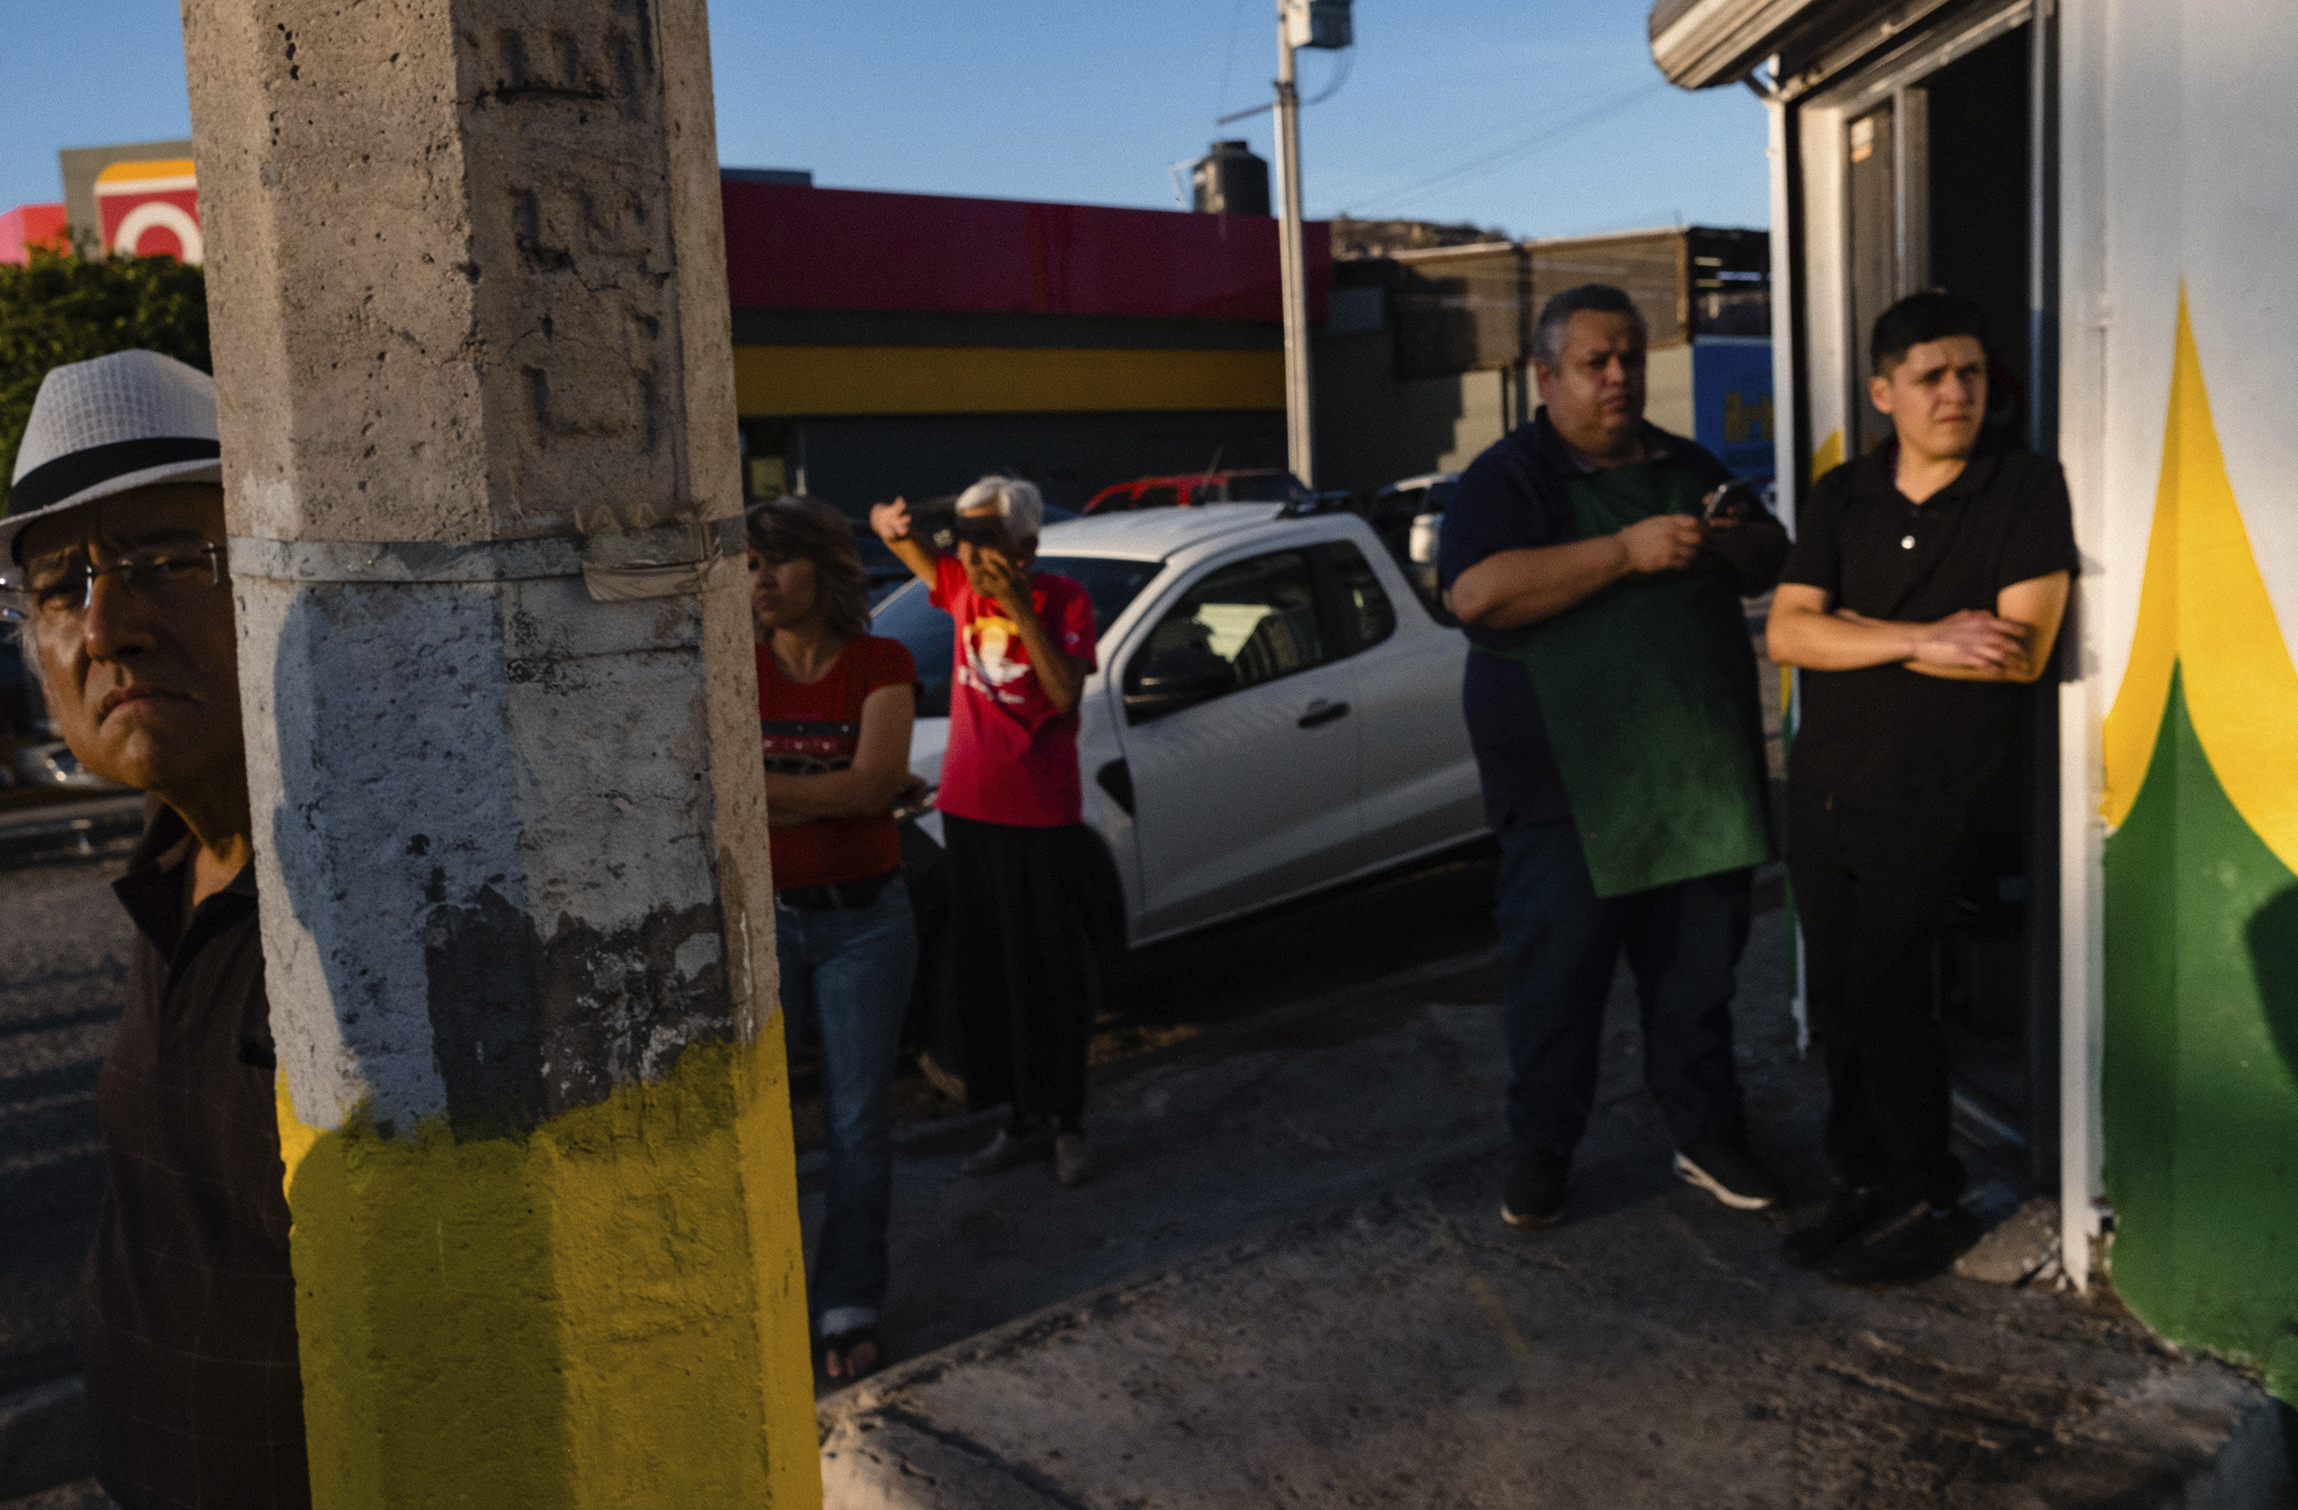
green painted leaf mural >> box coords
[2105,666,2298,1401]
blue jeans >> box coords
[776,878,917,1334]
[1495,819,1750,1158]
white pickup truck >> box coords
[870,503,1484,1052]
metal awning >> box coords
[1647,0,1827,89]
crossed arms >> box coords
[762,681,920,829]
[1765,572,2070,683]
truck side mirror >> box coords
[1124,645,1237,722]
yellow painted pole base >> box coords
[277,1034,820,1509]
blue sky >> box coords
[2,1,1769,239]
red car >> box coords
[1081,468,1306,515]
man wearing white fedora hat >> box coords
[2,350,310,1508]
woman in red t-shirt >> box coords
[749,495,921,1384]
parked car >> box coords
[868,503,1483,1082]
[1082,468,1348,516]
[1,738,131,809]
[1365,471,1459,610]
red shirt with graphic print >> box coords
[758,634,919,891]
[930,553,1098,827]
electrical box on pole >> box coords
[1281,0,1353,50]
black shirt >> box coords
[1781,446,2078,817]
[1437,410,1734,828]
[80,801,309,1510]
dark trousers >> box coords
[1495,818,1750,1158]
[943,813,1095,1123]
[1785,784,1968,1206]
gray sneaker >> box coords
[961,1123,1056,1176]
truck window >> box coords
[1312,541,1397,657]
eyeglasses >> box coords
[0,543,228,628]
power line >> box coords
[1348,78,1671,216]
[1312,68,1650,195]
[1211,0,1252,125]
[1219,41,1354,126]
[1302,45,1354,107]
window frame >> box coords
[1120,545,1333,720]
[1305,539,1398,660]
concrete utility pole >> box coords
[181,3,816,1506]
[1273,9,1314,487]
[1273,0,1351,489]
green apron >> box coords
[1478,461,1773,898]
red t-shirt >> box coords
[930,554,1098,827]
[758,635,919,892]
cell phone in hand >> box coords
[1703,480,1760,524]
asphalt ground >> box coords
[0,836,137,1399]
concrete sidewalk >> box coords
[823,1182,2289,1509]
[817,898,2295,1508]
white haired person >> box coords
[748,494,921,1383]
[1,352,311,1507]
[870,476,1101,1185]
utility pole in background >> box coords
[1274,0,1351,489]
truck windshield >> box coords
[869,554,1164,717]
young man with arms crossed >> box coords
[1768,291,2075,1285]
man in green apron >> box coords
[1439,284,1790,1230]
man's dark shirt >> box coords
[1781,445,2077,819]
[81,800,309,1510]
[1437,409,1734,829]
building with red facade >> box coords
[722,176,1327,513]
[7,154,1327,514]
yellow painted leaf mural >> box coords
[2102,293,2298,873]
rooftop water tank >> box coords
[1190,140,1270,217]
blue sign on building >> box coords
[1692,339,1775,480]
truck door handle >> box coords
[1298,700,1351,729]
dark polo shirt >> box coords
[80,800,309,1510]
[1782,445,2077,819]
[1436,410,1735,829]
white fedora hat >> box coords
[1,349,223,569]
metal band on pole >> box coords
[229,515,746,598]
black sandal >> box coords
[818,1325,882,1383]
